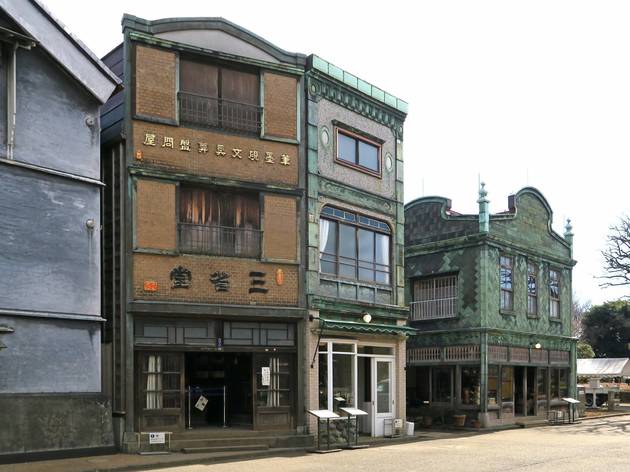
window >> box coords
[501,366,514,414]
[255,355,291,408]
[487,365,499,407]
[411,275,458,320]
[319,206,391,285]
[549,269,560,318]
[179,59,260,135]
[460,367,480,406]
[551,368,569,400]
[336,128,381,174]
[432,367,453,403]
[141,354,181,410]
[178,187,260,257]
[500,255,514,311]
[527,263,538,316]
[537,367,548,409]
[319,341,357,413]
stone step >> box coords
[181,444,269,454]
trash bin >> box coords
[405,421,415,436]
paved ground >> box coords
[159,415,630,472]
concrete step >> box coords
[181,444,269,454]
[136,433,314,452]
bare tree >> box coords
[571,296,591,338]
[601,215,630,289]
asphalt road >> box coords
[159,415,630,472]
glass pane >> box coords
[461,367,480,406]
[432,367,452,403]
[320,219,337,255]
[488,365,499,407]
[500,267,512,290]
[377,361,391,413]
[319,354,328,409]
[559,369,569,398]
[338,133,356,164]
[358,140,379,171]
[332,353,354,412]
[332,343,354,353]
[320,260,336,275]
[537,368,548,402]
[501,366,513,403]
[358,346,393,355]
[375,234,389,265]
[358,229,374,262]
[551,369,560,399]
[339,224,356,258]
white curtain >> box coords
[319,219,330,271]
[146,355,163,409]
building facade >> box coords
[0,0,120,460]
[100,16,308,449]
[405,186,577,427]
[303,56,413,437]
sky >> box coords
[43,0,630,304]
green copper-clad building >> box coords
[405,185,577,428]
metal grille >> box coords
[411,275,458,321]
[530,349,549,364]
[178,223,261,258]
[509,347,529,363]
[549,350,570,365]
[179,92,261,136]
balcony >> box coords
[178,223,261,258]
[409,298,457,321]
[178,92,261,136]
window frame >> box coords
[177,186,262,259]
[319,206,392,286]
[334,127,382,177]
[411,274,459,320]
[549,268,561,319]
[500,254,514,312]
[527,262,538,317]
[178,57,261,136]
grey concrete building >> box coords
[0,0,120,461]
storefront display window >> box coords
[551,368,560,400]
[461,367,480,405]
[488,365,499,407]
[501,366,514,414]
[333,352,355,411]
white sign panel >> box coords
[195,395,209,411]
[149,432,165,444]
[261,367,271,386]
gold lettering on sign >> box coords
[143,133,156,146]
[215,144,226,157]
[231,148,242,159]
[198,142,208,154]
[162,136,174,149]
[180,139,191,151]
[249,150,259,161]
[280,154,290,166]
[264,152,274,164]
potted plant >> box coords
[453,414,466,427]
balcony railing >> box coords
[178,92,262,136]
[178,223,261,258]
[410,298,457,321]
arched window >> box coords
[319,206,391,285]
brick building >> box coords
[303,56,413,438]
[405,185,577,428]
[100,16,308,450]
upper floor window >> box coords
[500,255,513,311]
[527,262,538,316]
[179,59,260,136]
[178,187,260,258]
[319,206,390,285]
[411,275,458,321]
[549,269,560,318]
[335,128,381,175]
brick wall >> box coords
[134,45,176,120]
[133,253,298,306]
[263,194,298,261]
[133,122,298,186]
[263,72,297,140]
[135,179,176,250]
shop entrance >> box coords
[514,366,537,416]
[185,352,253,428]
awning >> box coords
[319,318,417,336]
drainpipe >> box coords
[6,42,17,160]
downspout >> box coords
[6,42,17,159]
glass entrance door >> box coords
[372,358,394,436]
